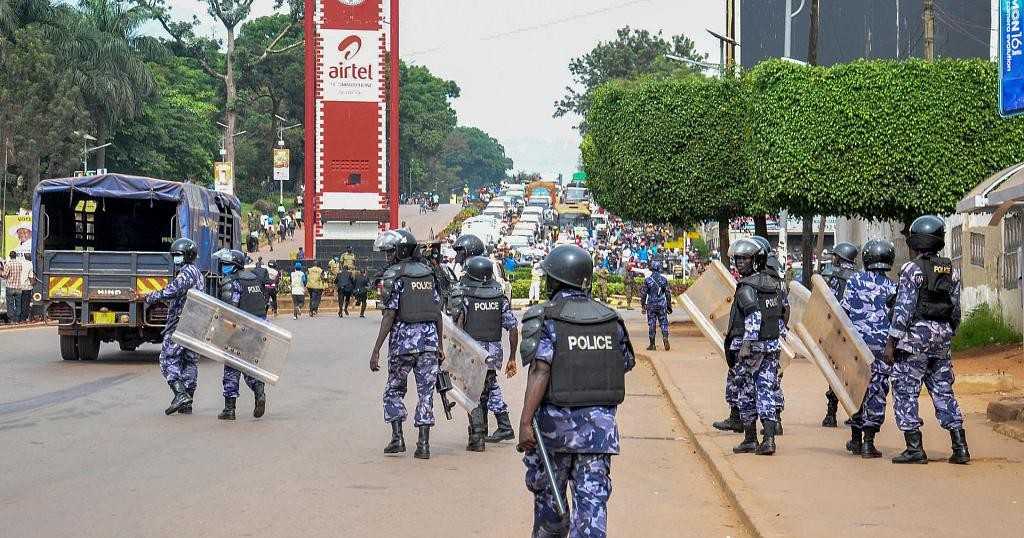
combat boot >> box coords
[646,337,656,351]
[384,421,405,454]
[486,412,515,443]
[713,406,744,433]
[165,381,193,415]
[466,408,487,452]
[861,427,882,459]
[755,420,777,456]
[414,426,431,459]
[253,383,267,418]
[776,410,784,436]
[846,427,863,454]
[892,429,928,464]
[948,428,971,464]
[663,336,670,351]
[733,421,758,454]
[178,387,195,415]
[821,393,838,428]
[217,397,236,420]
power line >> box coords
[933,10,993,49]
[933,4,995,31]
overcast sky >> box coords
[164,0,726,178]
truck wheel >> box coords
[78,334,101,361]
[118,341,139,352]
[60,335,80,361]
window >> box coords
[969,232,986,268]
[1004,210,1022,289]
[950,224,963,273]
[73,200,97,251]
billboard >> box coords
[1000,0,1024,117]
[213,162,234,194]
[273,148,290,182]
[4,214,32,256]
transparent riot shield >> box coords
[171,289,292,385]
[782,281,813,367]
[441,314,489,411]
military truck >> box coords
[33,174,241,360]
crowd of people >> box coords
[245,206,303,253]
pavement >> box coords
[630,312,1024,538]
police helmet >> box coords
[908,215,945,253]
[765,255,783,276]
[541,244,593,290]
[454,234,486,257]
[213,248,246,269]
[832,242,860,264]
[465,256,493,282]
[650,260,663,272]
[750,235,772,254]
[862,240,896,271]
[170,238,198,264]
[728,238,766,270]
[375,229,419,260]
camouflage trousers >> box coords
[851,353,890,430]
[892,350,964,432]
[481,369,509,414]
[159,337,198,389]
[595,281,608,302]
[646,306,668,339]
[383,351,440,427]
[724,353,784,412]
[524,451,612,538]
[735,351,780,424]
[222,365,263,398]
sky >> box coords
[163,0,726,178]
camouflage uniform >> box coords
[523,288,635,538]
[220,278,265,398]
[839,271,897,429]
[728,310,781,424]
[641,271,670,340]
[889,262,964,432]
[146,264,204,390]
[594,267,610,303]
[463,298,518,414]
[382,278,442,427]
[725,285,787,415]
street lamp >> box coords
[216,122,247,157]
[273,115,302,203]
[706,29,739,76]
[664,53,723,75]
[74,131,112,175]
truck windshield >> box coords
[39,193,178,252]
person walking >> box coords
[528,261,543,306]
[306,261,325,317]
[336,265,355,317]
[340,247,356,271]
[213,249,269,421]
[1,251,23,323]
[290,262,306,320]
[352,269,369,317]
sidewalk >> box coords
[629,317,1024,538]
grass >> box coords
[951,303,1022,352]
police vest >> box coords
[461,282,505,342]
[912,255,955,322]
[391,261,441,323]
[235,271,268,318]
[306,267,325,290]
[727,272,783,342]
[544,296,626,407]
[828,267,856,300]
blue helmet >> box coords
[651,260,663,272]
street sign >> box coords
[213,162,234,194]
[999,0,1024,117]
[572,171,587,182]
[273,148,290,182]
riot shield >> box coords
[441,314,489,412]
[792,275,873,415]
[171,289,292,385]
[783,281,813,363]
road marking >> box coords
[0,373,137,416]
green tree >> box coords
[399,61,460,194]
[442,126,513,192]
[555,26,707,131]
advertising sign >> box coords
[273,148,290,182]
[4,214,32,255]
[320,29,381,103]
[213,162,234,194]
[1000,0,1024,117]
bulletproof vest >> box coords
[544,295,626,407]
[235,271,268,318]
[912,255,955,322]
[396,261,442,323]
[829,267,856,300]
[461,281,505,342]
[727,272,783,342]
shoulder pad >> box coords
[381,265,401,282]
[449,286,466,300]
[472,283,504,299]
[549,297,618,324]
[736,284,759,315]
[401,261,434,278]
[739,273,776,293]
[523,302,547,321]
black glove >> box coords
[725,349,737,369]
[738,341,753,361]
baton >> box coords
[533,416,568,519]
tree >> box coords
[442,126,513,192]
[399,61,460,194]
[554,26,707,131]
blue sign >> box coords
[1000,0,1024,117]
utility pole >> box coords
[800,0,821,288]
[725,0,737,69]
[923,0,935,60]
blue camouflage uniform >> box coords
[725,280,787,415]
[729,308,781,424]
[459,297,519,414]
[220,278,265,398]
[523,288,635,538]
[383,278,441,427]
[146,264,204,390]
[641,271,670,339]
[889,261,964,432]
[839,271,897,429]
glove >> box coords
[738,341,753,361]
[666,303,673,315]
[882,339,896,365]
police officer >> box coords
[369,229,445,460]
[452,233,486,276]
[821,241,860,427]
[839,240,897,458]
[213,249,269,421]
[449,256,519,452]
[883,216,970,465]
[517,244,634,537]
[726,238,782,456]
[641,260,672,351]
[753,235,789,434]
[145,238,205,415]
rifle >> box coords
[435,370,456,420]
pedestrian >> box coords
[594,263,609,303]
[213,249,269,420]
[369,229,443,459]
[884,216,970,465]
[144,239,204,415]
[641,260,671,350]
[821,242,860,428]
[17,253,34,321]
[290,262,306,320]
[295,208,302,229]
[264,262,280,317]
[306,261,325,316]
[517,245,635,537]
[840,240,897,458]
[449,256,519,452]
[336,265,354,317]
[340,246,356,271]
[622,261,638,309]
[352,269,369,317]
[328,255,340,278]
[1,251,23,323]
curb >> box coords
[644,353,789,538]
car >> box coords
[504,235,531,249]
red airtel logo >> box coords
[329,34,373,80]
[339,35,362,60]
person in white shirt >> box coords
[290,263,306,320]
[528,262,543,305]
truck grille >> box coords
[47,302,76,325]
[146,303,169,325]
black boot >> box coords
[948,428,971,464]
[663,336,670,351]
[414,426,431,459]
[646,337,656,351]
[861,427,882,458]
[776,410,784,436]
[755,420,777,456]
[822,392,838,427]
[733,421,758,454]
[846,427,863,454]
[165,381,192,415]
[892,429,928,464]
[713,406,744,433]
[178,387,195,415]
[217,397,236,420]
[466,408,487,452]
[384,421,405,454]
[486,412,515,443]
[253,383,266,418]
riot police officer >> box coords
[753,235,789,434]
[517,245,634,537]
[449,256,519,452]
[840,240,897,458]
[369,229,445,460]
[883,216,969,465]
[452,233,486,278]
[641,260,672,351]
[822,241,860,427]
[145,238,205,415]
[726,238,782,456]
[213,249,268,421]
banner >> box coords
[1000,0,1024,117]
[320,29,382,103]
[213,162,234,195]
[273,148,290,182]
[4,215,32,255]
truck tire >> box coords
[78,333,101,361]
[118,341,139,352]
[60,335,80,361]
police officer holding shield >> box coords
[517,244,634,537]
[213,249,268,421]
[821,242,860,428]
